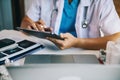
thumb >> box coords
[60,33,68,38]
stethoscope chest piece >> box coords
[82,6,89,28]
[82,20,88,28]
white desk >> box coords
[0,30,100,65]
[1,30,120,80]
[7,64,120,80]
[0,30,99,56]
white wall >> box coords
[24,0,33,13]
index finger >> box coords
[31,23,39,31]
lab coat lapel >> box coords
[53,0,92,37]
[53,0,64,34]
[75,0,91,38]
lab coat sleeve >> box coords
[99,0,120,36]
[26,0,41,22]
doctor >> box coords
[21,0,120,50]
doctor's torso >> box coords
[27,0,120,38]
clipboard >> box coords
[17,27,64,40]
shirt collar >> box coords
[64,0,80,8]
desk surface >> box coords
[0,30,99,57]
[7,64,120,80]
[0,30,101,65]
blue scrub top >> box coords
[59,0,80,37]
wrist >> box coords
[73,38,79,47]
[73,38,84,48]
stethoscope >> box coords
[50,0,58,27]
[50,0,89,29]
[82,6,89,28]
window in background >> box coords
[0,0,13,30]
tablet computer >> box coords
[17,28,64,40]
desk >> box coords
[7,64,120,80]
[0,30,100,65]
[0,30,99,56]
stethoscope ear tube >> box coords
[50,0,58,27]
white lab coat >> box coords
[27,0,120,38]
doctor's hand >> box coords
[35,20,52,32]
[47,33,78,50]
[21,16,52,32]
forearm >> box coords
[74,32,120,50]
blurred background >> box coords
[0,0,120,31]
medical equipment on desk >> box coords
[50,1,89,29]
[99,49,106,64]
[0,38,44,65]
